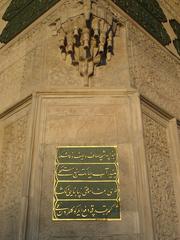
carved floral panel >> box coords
[0,113,29,240]
[142,108,179,239]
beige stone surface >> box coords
[0,0,179,116]
[127,23,180,119]
[0,0,131,112]
[25,90,153,240]
[0,99,32,240]
[0,1,180,240]
[141,102,180,240]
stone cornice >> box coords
[0,0,179,64]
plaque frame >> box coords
[52,146,121,221]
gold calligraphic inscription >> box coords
[52,146,120,220]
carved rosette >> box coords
[50,0,120,86]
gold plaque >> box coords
[53,146,120,220]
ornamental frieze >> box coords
[0,0,179,58]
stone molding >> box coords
[141,98,180,239]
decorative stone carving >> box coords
[49,0,120,86]
[0,57,25,113]
[142,108,179,240]
[0,0,60,43]
[0,114,29,240]
[112,0,171,47]
[127,23,180,119]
